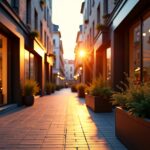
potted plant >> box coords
[77,83,86,98]
[85,76,112,112]
[71,84,77,92]
[40,0,46,8]
[30,30,39,38]
[102,14,110,24]
[45,82,52,95]
[112,77,150,150]
[84,19,89,24]
[50,83,55,93]
[23,79,39,106]
[96,24,107,32]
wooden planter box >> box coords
[115,107,150,150]
[85,95,112,112]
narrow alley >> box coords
[0,89,126,150]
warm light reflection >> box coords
[79,50,86,58]
[143,32,146,36]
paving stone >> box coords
[0,89,127,150]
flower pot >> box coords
[78,89,85,98]
[23,96,34,106]
[85,95,112,112]
[115,107,150,150]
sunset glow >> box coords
[52,0,83,60]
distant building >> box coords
[0,0,53,106]
[64,59,74,84]
[52,24,65,85]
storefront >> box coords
[111,0,150,89]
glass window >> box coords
[143,13,150,81]
[40,21,43,41]
[97,3,100,24]
[30,53,35,80]
[130,22,141,82]
[11,0,19,13]
[70,66,72,71]
[25,50,29,80]
[129,12,150,83]
[25,50,35,80]
[34,9,38,30]
[106,48,111,83]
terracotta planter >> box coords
[23,96,34,106]
[85,95,112,112]
[115,107,150,150]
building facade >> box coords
[0,0,53,106]
[64,59,74,84]
[52,24,65,86]
[81,0,150,89]
[74,25,85,83]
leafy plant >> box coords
[112,75,150,118]
[24,80,39,96]
[40,0,46,7]
[30,30,39,38]
[71,84,77,92]
[87,76,112,98]
[96,24,106,31]
[45,82,53,94]
[77,83,86,98]
[77,83,86,91]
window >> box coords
[30,53,35,80]
[143,14,150,81]
[47,36,49,51]
[24,50,35,80]
[97,3,100,24]
[26,0,31,24]
[25,50,29,79]
[130,12,150,82]
[44,7,46,20]
[93,21,95,38]
[40,21,43,41]
[92,0,95,7]
[47,8,49,26]
[11,0,19,13]
[53,39,56,46]
[44,31,46,47]
[34,9,38,30]
[70,66,72,71]
[106,48,111,83]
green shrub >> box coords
[87,76,112,98]
[77,83,86,98]
[112,76,150,118]
[71,84,77,92]
[77,83,86,91]
[45,82,53,94]
[24,80,39,96]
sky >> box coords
[52,0,83,60]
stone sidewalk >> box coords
[0,89,127,150]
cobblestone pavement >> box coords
[0,89,127,150]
